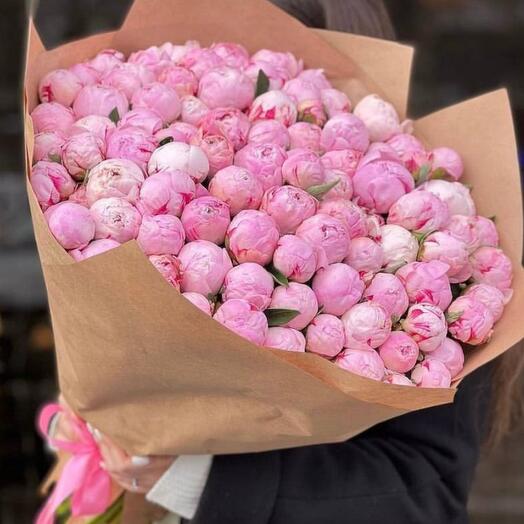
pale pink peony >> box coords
[157,65,198,97]
[358,142,401,168]
[366,213,385,241]
[105,126,157,172]
[402,303,447,353]
[178,240,232,295]
[85,158,144,206]
[264,327,306,352]
[335,348,385,381]
[377,224,419,271]
[320,149,362,177]
[222,263,274,311]
[234,143,287,191]
[244,61,290,90]
[396,260,452,311]
[61,132,105,181]
[117,108,163,135]
[282,148,326,189]
[68,185,88,207]
[353,94,401,142]
[182,292,213,316]
[378,332,419,373]
[138,170,196,217]
[180,95,210,126]
[447,295,494,345]
[248,90,298,127]
[362,273,409,318]
[306,314,345,358]
[429,338,464,378]
[312,263,364,316]
[128,45,169,71]
[148,142,209,183]
[443,214,499,253]
[322,170,353,200]
[100,67,142,101]
[137,214,185,255]
[208,166,263,216]
[31,161,75,210]
[353,160,414,214]
[320,113,370,152]
[155,122,199,145]
[90,197,141,243]
[226,210,279,265]
[33,131,66,163]
[295,214,350,264]
[283,77,321,104]
[177,48,225,79]
[69,62,100,86]
[89,49,125,74]
[149,254,182,289]
[251,49,302,79]
[419,231,471,284]
[38,69,82,106]
[345,237,384,281]
[71,238,121,261]
[31,102,75,134]
[73,85,129,120]
[247,120,290,149]
[195,183,210,198]
[469,247,513,295]
[269,282,318,330]
[383,372,414,386]
[296,99,327,127]
[194,134,234,176]
[272,235,321,284]
[287,122,322,152]
[386,133,429,173]
[199,108,251,151]
[214,299,268,346]
[198,66,254,110]
[411,359,451,388]
[45,202,95,249]
[160,40,200,62]
[320,88,351,119]
[318,199,368,239]
[180,196,231,244]
[419,180,475,216]
[387,190,450,233]
[463,283,507,321]
[341,302,391,350]
[210,42,250,69]
[431,147,464,181]
[131,82,181,124]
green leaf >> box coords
[48,153,62,163]
[430,167,454,181]
[488,215,497,222]
[108,107,120,124]
[383,261,407,274]
[268,264,289,287]
[412,163,431,186]
[254,69,270,98]
[264,308,300,327]
[307,178,340,200]
[158,136,174,147]
[54,496,72,524]
[298,112,317,124]
[88,494,124,524]
[414,229,435,260]
[446,310,463,324]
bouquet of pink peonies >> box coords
[24,0,523,467]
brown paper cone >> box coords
[24,0,523,456]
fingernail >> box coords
[93,428,103,442]
[86,423,94,435]
[131,455,150,466]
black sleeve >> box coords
[190,364,492,524]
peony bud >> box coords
[234,143,286,191]
[33,131,66,163]
[463,283,507,322]
[149,254,182,289]
[419,180,475,216]
[402,303,447,353]
[320,149,362,177]
[411,359,451,388]
[282,148,326,189]
[265,327,306,352]
[318,199,368,239]
[320,88,351,119]
[269,282,318,330]
[377,224,419,272]
[100,66,142,101]
[273,235,321,283]
[447,295,494,345]
[72,115,116,143]
[106,126,157,172]
[210,42,250,69]
[287,122,322,152]
[321,170,353,200]
[131,82,181,124]
[198,66,254,110]
[342,302,391,350]
[335,348,385,381]
[383,372,414,386]
[353,94,401,142]
[155,122,199,145]
[194,134,234,176]
[199,108,251,151]
[358,142,401,168]
[430,147,464,181]
[180,196,231,244]
[363,272,409,318]
[73,85,129,120]
[118,108,163,135]
[429,338,464,378]
[182,292,213,316]
[306,314,345,358]
[177,48,225,79]
[248,90,297,127]
[157,65,198,97]
[443,214,498,253]
[69,62,100,86]
[345,237,384,281]
[469,246,513,295]
[247,120,290,149]
[378,332,419,373]
[320,113,369,152]
[31,102,75,134]
[251,49,302,79]
[89,49,125,75]
[31,161,75,210]
[45,202,95,249]
[386,133,429,173]
[61,132,105,181]
[137,214,185,255]
[297,69,330,90]
[90,197,141,243]
[148,142,209,183]
[38,69,82,106]
[180,95,210,126]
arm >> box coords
[191,364,492,524]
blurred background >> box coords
[0,0,523,522]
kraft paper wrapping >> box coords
[24,0,524,457]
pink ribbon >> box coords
[35,403,112,524]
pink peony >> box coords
[194,134,234,176]
[322,170,353,200]
[386,133,429,173]
[358,142,401,168]
[210,42,250,69]
[234,143,287,191]
[366,213,385,241]
[411,359,451,388]
[251,49,302,79]
[69,62,100,85]
[138,170,196,217]
[222,263,274,311]
[71,115,116,143]
[31,161,75,210]
[155,122,198,145]
[259,185,317,235]
[226,210,279,265]
[105,126,157,172]
[160,40,200,62]
[178,240,232,295]
[180,95,210,126]
[208,166,263,216]
[306,314,345,358]
[148,142,209,183]
[320,149,362,177]
[214,299,268,346]
[178,48,225,79]
[312,263,364,316]
[443,214,499,253]
[118,108,163,135]
[61,132,105,181]
[68,185,88,207]
[295,214,350,265]
[402,303,447,353]
[90,197,141,243]
[38,69,82,106]
[72,239,120,261]
[73,85,129,120]
[431,147,464,181]
[128,45,169,71]
[269,282,318,330]
[387,190,450,233]
[419,180,475,216]
[33,131,66,163]
[157,65,198,97]
[345,237,384,281]
[149,254,182,289]
[282,147,326,189]
[320,88,351,119]
[85,158,144,206]
[363,273,409,319]
[378,332,419,373]
[265,327,306,352]
[341,302,392,350]
[131,82,181,124]
[287,122,322,152]
[89,49,125,75]
[447,295,494,345]
[377,224,419,272]
[100,66,142,101]
[199,108,251,151]
[283,77,321,104]
[353,94,401,142]
[469,246,513,295]
[429,338,464,378]
[335,348,385,381]
[182,292,213,316]
[31,102,75,134]
[272,235,321,284]
[247,120,290,149]
[318,199,368,239]
[463,283,507,322]
[248,90,297,127]
[198,66,254,110]
[45,202,95,249]
[137,214,185,255]
[180,196,231,244]
[320,113,370,152]
[383,372,414,386]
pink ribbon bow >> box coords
[36,403,112,524]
